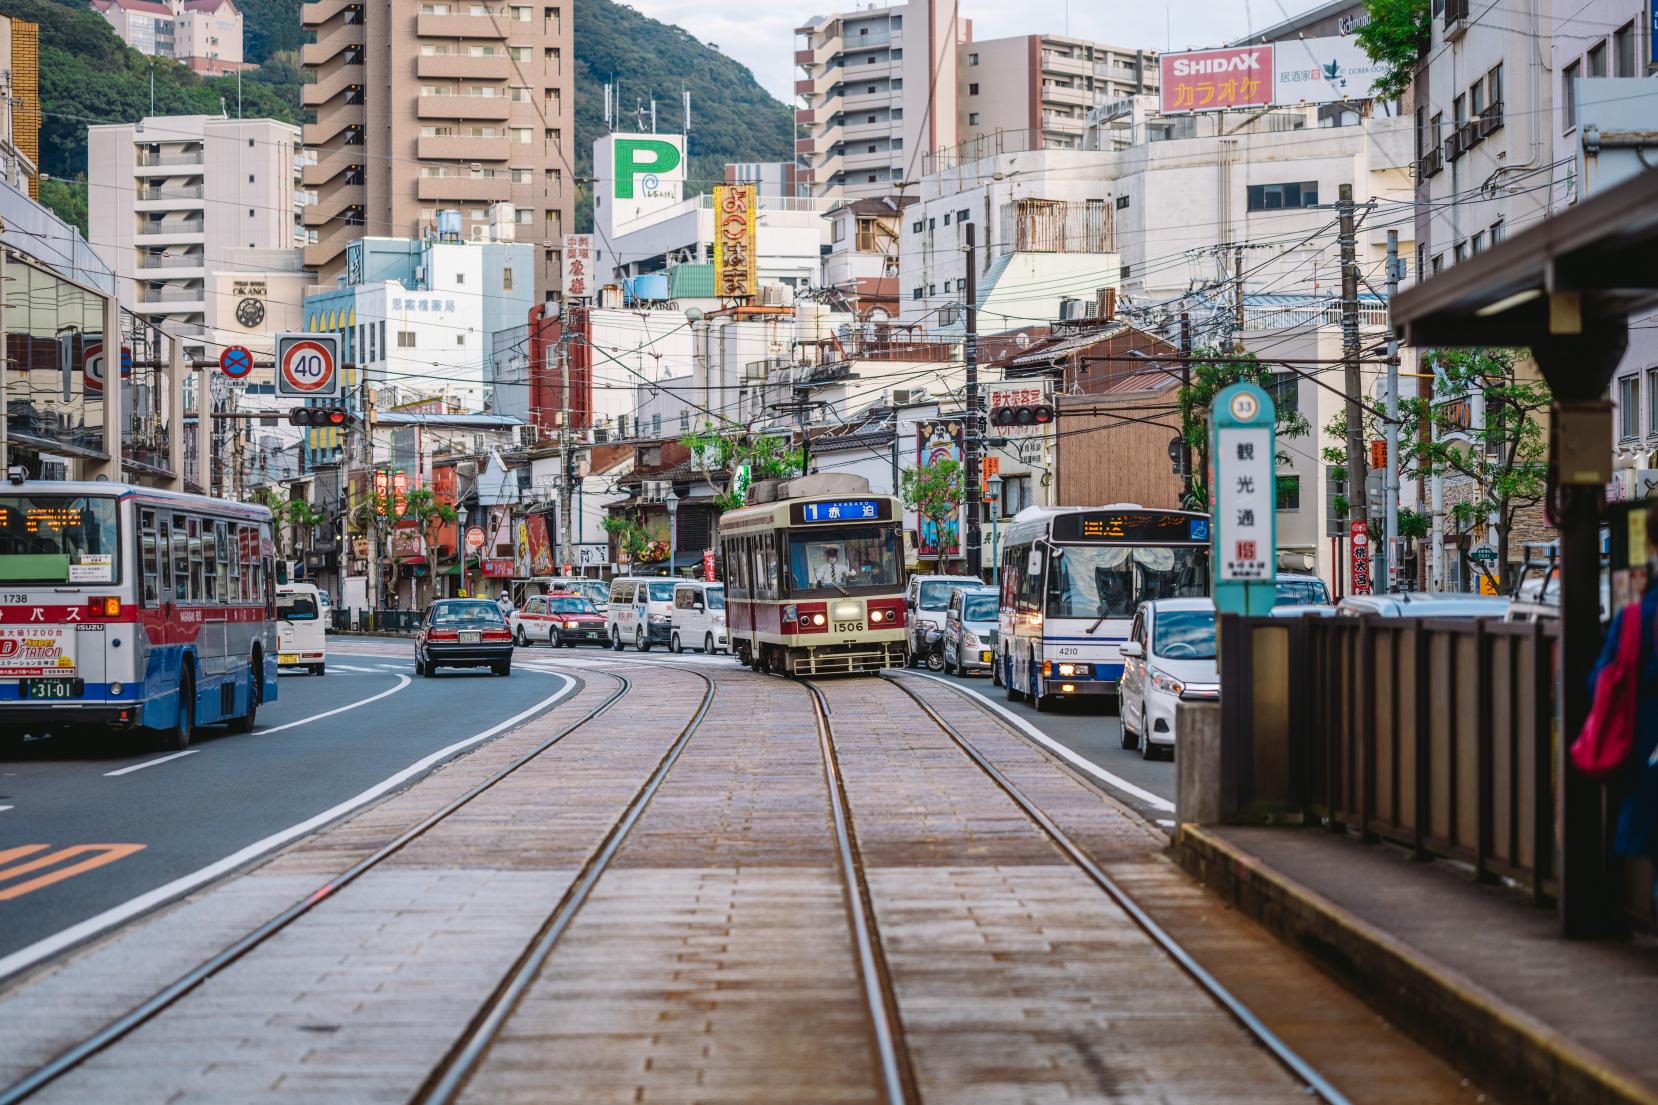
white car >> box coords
[670,580,727,654]
[1117,598,1219,760]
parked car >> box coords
[1335,593,1510,619]
[608,576,678,652]
[512,592,608,647]
[415,599,514,676]
[670,580,727,654]
[942,585,999,676]
[904,573,983,666]
[1274,572,1330,607]
[1118,598,1219,760]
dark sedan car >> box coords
[416,599,514,676]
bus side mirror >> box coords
[1027,550,1043,575]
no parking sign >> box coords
[275,332,341,399]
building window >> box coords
[1485,63,1503,128]
[509,46,531,61]
[1470,231,1484,254]
[1490,218,1504,244]
[1431,253,1444,274]
[1614,22,1636,76]
[1121,263,1131,279]
[397,330,416,348]
[511,128,533,143]
[1647,367,1658,438]
[1245,181,1317,211]
[1115,194,1129,209]
[956,208,969,223]
[1586,40,1606,78]
[502,267,514,290]
[912,287,922,300]
[1563,60,1580,129]
[968,112,980,125]
[968,82,979,95]
[457,334,466,346]
[855,217,878,251]
[1275,475,1301,511]
[1620,376,1639,439]
[912,220,923,233]
[968,52,979,66]
[942,212,951,225]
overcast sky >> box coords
[620,0,1331,103]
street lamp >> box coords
[987,473,1003,593]
[664,488,680,577]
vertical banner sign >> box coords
[703,548,716,582]
[561,233,594,299]
[713,183,758,301]
[916,419,964,558]
[1210,383,1278,616]
[1350,518,1372,595]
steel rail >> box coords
[799,679,920,1105]
[0,670,630,1105]
[882,672,1357,1105]
[412,667,719,1105]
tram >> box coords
[719,473,908,675]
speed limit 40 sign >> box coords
[276,332,342,399]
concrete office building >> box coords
[87,114,306,362]
[301,0,573,302]
[956,34,1157,152]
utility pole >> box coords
[1383,230,1402,594]
[363,386,380,619]
[963,221,982,577]
[1338,184,1367,579]
[1232,246,1245,351]
[1178,312,1194,504]
[558,335,575,574]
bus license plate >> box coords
[834,620,865,633]
[459,631,481,643]
[25,678,82,699]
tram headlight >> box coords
[810,612,827,626]
[870,609,886,623]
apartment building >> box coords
[0,14,39,199]
[301,0,573,303]
[92,0,248,74]
[87,115,305,362]
[793,0,964,200]
[957,34,1156,152]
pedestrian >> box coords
[1582,499,1658,921]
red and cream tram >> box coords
[719,474,908,675]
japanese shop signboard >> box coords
[562,234,595,301]
[713,183,758,301]
[1160,46,1273,115]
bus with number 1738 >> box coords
[0,478,279,752]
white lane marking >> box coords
[256,675,411,735]
[103,750,200,777]
[0,806,13,813]
[0,671,577,983]
[329,664,384,673]
[1156,818,1176,828]
[902,670,1177,813]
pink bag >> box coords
[1571,603,1642,780]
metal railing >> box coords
[135,151,204,167]
[999,197,1114,255]
[139,286,205,303]
[136,254,205,270]
[138,184,204,201]
[137,220,205,236]
[1218,614,1557,898]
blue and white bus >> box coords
[997,505,1210,709]
[0,480,278,751]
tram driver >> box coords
[811,544,851,587]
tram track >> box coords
[0,669,664,1105]
[877,670,1355,1105]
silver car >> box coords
[942,585,999,676]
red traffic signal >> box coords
[289,406,351,428]
[990,403,1054,427]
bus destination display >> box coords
[1052,511,1209,544]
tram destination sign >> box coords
[791,498,893,525]
[1050,511,1208,544]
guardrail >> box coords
[1218,614,1558,899]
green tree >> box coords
[1176,351,1311,511]
[1356,0,1432,101]
[901,457,964,569]
[398,489,458,605]
[681,424,804,511]
[251,487,324,558]
[38,177,86,235]
[1323,348,1548,591]
[602,514,651,565]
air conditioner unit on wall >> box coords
[891,387,929,406]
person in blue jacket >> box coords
[1590,500,1658,920]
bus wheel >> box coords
[228,661,260,734]
[161,666,194,751]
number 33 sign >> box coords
[276,332,342,399]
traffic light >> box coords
[989,402,1054,427]
[288,406,351,429]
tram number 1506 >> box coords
[835,620,865,633]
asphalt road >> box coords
[0,648,576,974]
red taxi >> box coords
[510,591,608,648]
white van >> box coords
[670,581,727,654]
[277,582,327,675]
[607,576,678,652]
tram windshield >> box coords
[788,526,901,592]
[1045,545,1206,620]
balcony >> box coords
[795,78,814,96]
[136,219,205,240]
[136,254,204,272]
[416,135,511,162]
[137,183,204,202]
[303,65,365,107]
[1042,83,1090,108]
[415,95,511,122]
[416,175,513,202]
[416,54,511,81]
[843,88,893,112]
[415,13,509,38]
[302,183,364,225]
[138,285,206,304]
[302,18,363,64]
[303,146,364,187]
[301,0,359,26]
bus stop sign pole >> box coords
[1210,382,1278,616]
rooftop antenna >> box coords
[603,82,613,131]
[682,88,690,138]
[650,99,657,134]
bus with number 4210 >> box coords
[0,476,279,752]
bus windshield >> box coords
[1045,545,1206,620]
[0,495,121,585]
[789,526,901,591]
[278,593,318,621]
